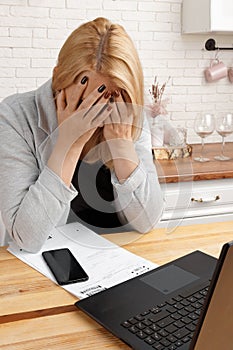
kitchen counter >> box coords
[155,142,233,183]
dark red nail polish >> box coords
[104,91,111,98]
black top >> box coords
[71,160,122,233]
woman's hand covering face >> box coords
[103,90,134,142]
[55,76,112,150]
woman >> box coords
[0,17,164,253]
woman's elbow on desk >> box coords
[133,216,162,235]
[129,200,164,235]
[11,233,45,253]
[9,225,48,253]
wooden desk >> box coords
[1,221,233,349]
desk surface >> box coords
[1,221,233,349]
[155,142,233,183]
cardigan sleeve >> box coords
[111,117,164,233]
[0,101,77,253]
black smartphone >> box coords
[42,248,89,285]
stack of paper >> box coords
[8,222,158,299]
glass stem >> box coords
[221,136,225,157]
[200,137,205,160]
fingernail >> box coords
[114,90,120,97]
[98,84,106,93]
[81,76,88,84]
[104,91,111,98]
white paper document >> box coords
[8,222,158,299]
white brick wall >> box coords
[0,0,233,143]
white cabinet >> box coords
[182,0,233,34]
[158,178,233,228]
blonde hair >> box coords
[52,17,144,164]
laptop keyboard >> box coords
[121,281,210,349]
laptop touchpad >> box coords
[140,265,199,295]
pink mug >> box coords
[228,68,233,83]
[204,59,228,82]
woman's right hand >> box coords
[47,76,112,186]
[56,76,112,153]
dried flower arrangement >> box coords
[149,76,170,119]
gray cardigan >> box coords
[0,79,164,252]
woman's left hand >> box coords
[103,90,133,141]
[103,90,139,182]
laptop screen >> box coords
[192,242,233,350]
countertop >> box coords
[155,142,233,183]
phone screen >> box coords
[42,248,89,285]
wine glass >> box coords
[194,113,215,162]
[214,113,233,161]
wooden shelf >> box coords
[155,142,233,183]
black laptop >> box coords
[76,241,233,350]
